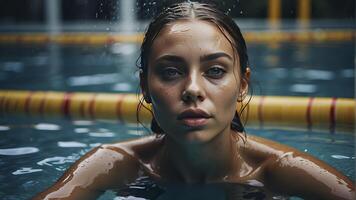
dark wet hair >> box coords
[137,1,250,135]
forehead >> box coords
[149,20,235,60]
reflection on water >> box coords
[57,141,87,147]
[0,125,10,131]
[12,167,43,175]
[331,155,354,160]
[72,120,94,126]
[0,147,39,156]
[74,127,90,133]
[67,73,121,86]
[34,123,61,131]
[37,155,79,167]
[289,83,316,93]
[89,131,116,137]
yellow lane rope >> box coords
[0,30,354,45]
[0,90,354,133]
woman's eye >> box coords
[161,67,181,79]
[205,66,226,78]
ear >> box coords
[238,67,250,102]
[139,71,151,103]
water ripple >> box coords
[12,167,42,175]
[37,156,78,166]
[0,147,39,155]
[74,128,90,133]
[0,125,10,131]
[89,132,115,137]
[73,120,94,126]
[34,123,61,131]
[57,141,87,148]
[331,155,352,159]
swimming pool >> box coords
[0,33,354,199]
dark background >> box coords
[0,0,354,23]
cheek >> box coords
[212,80,239,120]
[149,82,179,116]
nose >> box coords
[181,70,205,103]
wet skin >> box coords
[33,20,355,200]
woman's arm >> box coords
[33,145,141,200]
[264,150,355,200]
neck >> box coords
[161,127,241,183]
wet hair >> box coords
[137,1,250,135]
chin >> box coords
[181,129,217,145]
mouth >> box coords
[177,109,211,127]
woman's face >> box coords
[143,20,249,144]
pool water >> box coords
[0,115,353,199]
[0,39,354,199]
[0,41,354,97]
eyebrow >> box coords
[155,55,185,63]
[155,52,233,64]
[200,52,233,62]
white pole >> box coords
[118,0,136,32]
[45,0,62,88]
[45,0,61,34]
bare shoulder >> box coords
[33,135,162,200]
[105,135,164,158]
[241,134,355,200]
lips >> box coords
[177,109,211,127]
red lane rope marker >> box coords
[12,95,20,114]
[38,92,47,116]
[24,92,34,115]
[116,94,125,123]
[16,36,21,43]
[258,96,265,128]
[88,94,97,119]
[79,100,85,118]
[4,94,11,114]
[0,95,4,115]
[329,97,337,134]
[62,93,73,118]
[306,97,315,131]
[107,36,115,45]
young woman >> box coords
[34,2,354,200]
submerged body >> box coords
[34,2,354,200]
[34,135,354,200]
